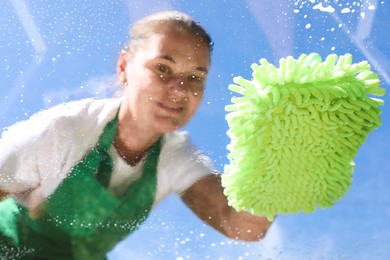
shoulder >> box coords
[0,99,121,152]
[160,131,201,162]
[156,130,215,197]
[1,98,121,143]
[162,130,191,149]
[25,97,121,127]
[162,131,214,169]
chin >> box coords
[160,123,183,132]
[156,118,186,133]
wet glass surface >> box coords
[1,0,389,259]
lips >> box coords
[157,102,184,114]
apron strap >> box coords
[95,115,118,188]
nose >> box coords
[167,75,188,100]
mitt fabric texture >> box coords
[222,53,385,221]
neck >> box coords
[114,107,162,166]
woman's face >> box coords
[119,23,210,133]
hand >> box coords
[28,205,47,220]
[0,189,9,200]
[0,189,46,219]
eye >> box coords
[157,63,170,74]
[187,74,206,97]
[188,74,204,83]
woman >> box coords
[0,10,272,259]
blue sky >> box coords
[1,0,389,259]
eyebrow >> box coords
[194,66,208,73]
[158,54,209,74]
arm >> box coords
[181,173,273,241]
[0,100,106,205]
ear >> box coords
[117,51,128,84]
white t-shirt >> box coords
[0,98,215,208]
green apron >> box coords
[0,115,161,259]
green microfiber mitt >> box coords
[221,53,385,221]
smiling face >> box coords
[118,23,211,134]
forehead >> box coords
[139,23,210,63]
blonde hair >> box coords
[127,10,213,53]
